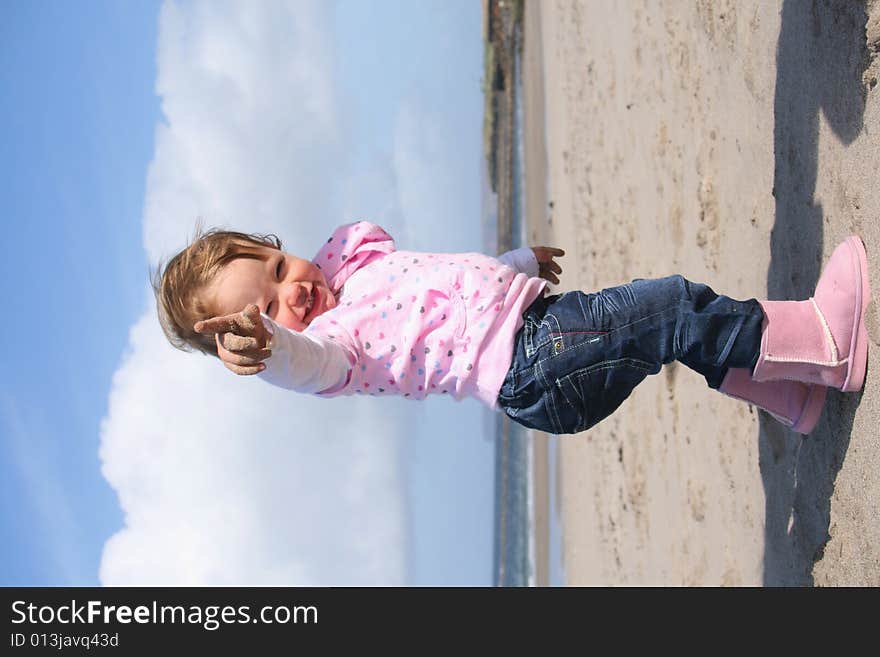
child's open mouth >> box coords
[304,286,318,322]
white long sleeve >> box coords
[497,247,539,278]
[256,315,351,393]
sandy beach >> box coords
[524,0,880,585]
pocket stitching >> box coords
[555,358,655,431]
[449,292,467,340]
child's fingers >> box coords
[232,305,261,333]
[242,304,262,325]
[538,260,562,282]
[222,361,265,376]
[194,314,244,335]
[538,266,559,284]
[535,246,565,258]
[222,345,272,364]
[223,351,272,367]
[195,309,261,337]
[216,334,271,365]
[219,332,262,353]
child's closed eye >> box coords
[264,256,285,316]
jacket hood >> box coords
[311,221,396,294]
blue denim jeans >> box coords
[496,275,765,434]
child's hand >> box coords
[531,246,565,285]
[193,304,273,376]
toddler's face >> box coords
[206,246,337,332]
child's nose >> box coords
[287,283,310,310]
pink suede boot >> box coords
[719,368,826,434]
[752,236,871,392]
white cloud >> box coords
[100,311,408,585]
[392,100,481,253]
[143,0,345,262]
[339,155,407,244]
[100,0,414,586]
[337,99,483,255]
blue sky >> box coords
[1,0,159,585]
[1,0,494,586]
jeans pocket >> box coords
[522,295,561,356]
[554,358,656,433]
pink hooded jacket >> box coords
[259,222,547,409]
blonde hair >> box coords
[152,226,283,357]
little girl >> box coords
[155,221,871,435]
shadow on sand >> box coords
[761,0,869,585]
